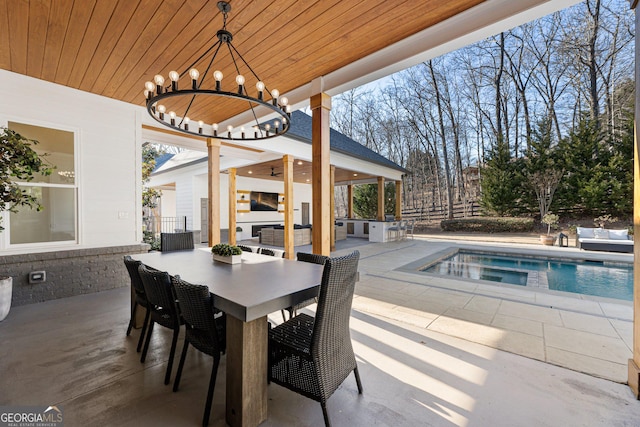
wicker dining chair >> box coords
[237,244,253,252]
[268,250,362,427]
[160,231,194,252]
[138,264,182,385]
[171,276,226,427]
[260,247,276,256]
[280,252,330,320]
[123,256,151,353]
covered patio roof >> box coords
[1,0,581,127]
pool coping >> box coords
[394,242,634,307]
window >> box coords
[7,122,76,245]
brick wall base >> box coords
[0,244,150,307]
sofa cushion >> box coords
[577,227,597,238]
[593,228,609,239]
[608,229,629,240]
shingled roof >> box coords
[152,111,407,175]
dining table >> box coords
[132,248,324,427]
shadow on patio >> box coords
[1,279,636,426]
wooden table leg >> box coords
[131,288,146,328]
[226,315,268,427]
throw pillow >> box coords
[577,227,595,238]
[608,229,628,240]
[593,228,609,239]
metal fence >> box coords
[402,201,482,223]
[143,216,188,237]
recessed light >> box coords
[248,170,253,174]
[353,173,358,176]
[297,161,303,165]
[306,179,310,182]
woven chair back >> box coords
[260,248,275,256]
[160,232,194,252]
[172,278,216,332]
[138,265,177,313]
[123,256,145,296]
[311,251,360,373]
[296,252,329,265]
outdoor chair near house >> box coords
[405,219,415,239]
[260,247,276,256]
[160,231,194,252]
[268,250,362,427]
[171,276,226,427]
[386,221,399,241]
[123,256,151,353]
[138,264,183,385]
[398,220,408,240]
[237,244,253,252]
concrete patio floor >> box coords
[2,236,639,426]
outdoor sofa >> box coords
[576,227,633,253]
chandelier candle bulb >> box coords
[143,1,291,140]
[158,105,166,120]
[214,70,223,91]
[154,75,164,94]
[189,68,199,89]
[256,81,265,99]
[169,71,179,90]
[236,75,245,94]
[144,81,154,94]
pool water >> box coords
[422,251,633,301]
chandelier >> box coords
[143,1,291,141]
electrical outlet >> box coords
[29,271,46,284]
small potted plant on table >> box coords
[540,213,559,246]
[211,243,242,264]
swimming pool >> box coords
[421,250,633,301]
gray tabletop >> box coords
[132,249,324,322]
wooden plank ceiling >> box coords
[0,0,484,127]
[233,158,375,184]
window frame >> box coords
[1,118,80,250]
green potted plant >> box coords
[211,243,242,264]
[594,214,617,229]
[0,127,54,321]
[540,213,559,246]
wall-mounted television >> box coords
[250,191,279,211]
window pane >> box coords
[8,122,75,185]
[10,187,76,244]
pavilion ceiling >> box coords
[0,0,484,126]
[232,158,377,185]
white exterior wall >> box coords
[0,70,142,254]
[160,190,176,218]
[175,175,194,230]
